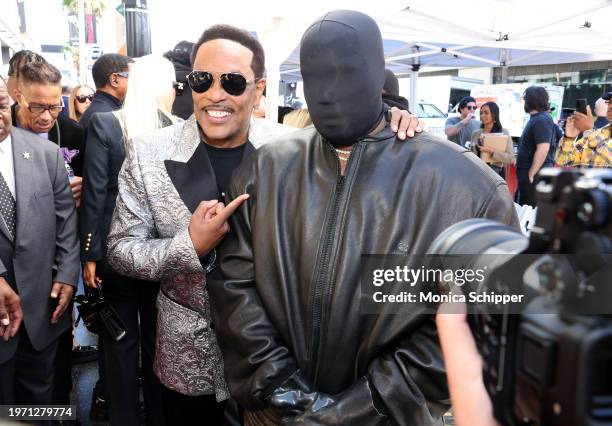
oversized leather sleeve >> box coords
[366,317,450,425]
[79,114,112,262]
[106,138,203,281]
[207,158,297,410]
[478,180,521,229]
[51,147,80,287]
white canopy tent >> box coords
[150,0,612,121]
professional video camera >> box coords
[75,283,127,342]
[429,168,612,426]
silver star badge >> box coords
[22,152,31,160]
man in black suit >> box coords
[0,74,80,405]
[78,53,132,420]
[79,53,133,131]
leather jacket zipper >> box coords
[307,142,361,380]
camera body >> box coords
[431,168,612,425]
[75,285,127,342]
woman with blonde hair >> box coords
[68,84,95,122]
[79,54,179,426]
[283,108,313,128]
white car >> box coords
[415,102,448,136]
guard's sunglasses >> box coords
[75,94,94,103]
[186,70,259,96]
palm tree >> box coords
[63,45,80,77]
[63,0,106,82]
[62,0,106,18]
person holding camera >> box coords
[555,95,611,168]
[436,309,498,426]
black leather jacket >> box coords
[209,125,519,425]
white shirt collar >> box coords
[0,133,12,152]
[0,133,16,199]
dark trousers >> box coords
[101,270,164,426]
[517,168,536,206]
[95,337,107,395]
[52,302,74,405]
[162,386,226,426]
[0,326,59,404]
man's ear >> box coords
[109,74,119,88]
[14,88,24,104]
[11,88,20,103]
[255,78,266,99]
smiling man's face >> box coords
[192,39,266,148]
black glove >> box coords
[266,370,316,418]
[267,371,388,425]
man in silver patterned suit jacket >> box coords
[105,25,299,422]
[107,24,423,423]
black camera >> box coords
[75,284,127,342]
[430,168,612,426]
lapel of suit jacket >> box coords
[0,215,12,243]
[164,116,220,214]
[11,130,37,242]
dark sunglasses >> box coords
[173,81,184,96]
[186,70,258,96]
[75,94,94,103]
[466,106,477,110]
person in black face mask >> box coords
[300,10,386,147]
[208,10,519,425]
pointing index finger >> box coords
[214,194,250,224]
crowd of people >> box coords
[445,87,611,206]
[0,8,609,426]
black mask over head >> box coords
[300,10,385,146]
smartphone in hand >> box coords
[576,98,588,115]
